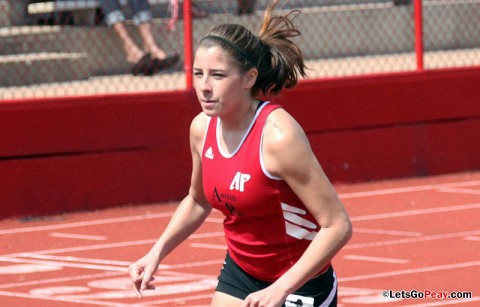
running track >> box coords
[1,171,479,306]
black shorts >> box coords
[216,252,337,307]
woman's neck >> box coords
[220,99,259,132]
[218,99,259,154]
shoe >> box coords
[131,53,155,76]
[153,53,180,72]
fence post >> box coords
[414,0,424,70]
[183,0,193,89]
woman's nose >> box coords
[200,76,212,92]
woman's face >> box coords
[193,46,252,118]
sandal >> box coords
[131,53,155,76]
[153,53,180,72]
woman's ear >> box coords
[243,68,258,89]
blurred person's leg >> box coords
[99,0,146,65]
[129,0,179,69]
[129,0,166,59]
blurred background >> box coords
[1,0,479,99]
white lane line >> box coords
[339,260,480,282]
[339,180,480,199]
[19,253,132,266]
[50,232,107,241]
[0,256,126,272]
[437,187,480,194]
[0,255,223,275]
[142,293,214,306]
[191,243,227,250]
[351,202,480,222]
[345,229,480,249]
[464,236,480,241]
[190,231,225,239]
[3,238,156,258]
[205,217,224,223]
[0,290,132,306]
[2,232,224,258]
[165,259,223,270]
[354,228,423,237]
[0,271,125,290]
[0,212,175,236]
[343,255,409,264]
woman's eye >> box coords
[213,73,225,78]
[193,72,203,77]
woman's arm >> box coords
[128,112,212,297]
[242,108,352,306]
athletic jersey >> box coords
[202,102,329,282]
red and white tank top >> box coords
[202,102,328,282]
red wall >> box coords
[276,68,480,181]
[1,68,479,219]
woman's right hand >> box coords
[128,251,160,298]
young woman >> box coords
[128,1,352,306]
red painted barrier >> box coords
[1,68,479,219]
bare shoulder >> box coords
[263,108,309,152]
[263,108,312,178]
[190,112,209,142]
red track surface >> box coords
[1,171,479,306]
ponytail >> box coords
[257,1,306,96]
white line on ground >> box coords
[205,217,224,223]
[339,260,480,282]
[464,236,480,241]
[351,202,480,222]
[0,255,223,274]
[0,256,126,272]
[339,180,480,199]
[437,187,480,194]
[345,229,480,249]
[140,293,214,306]
[353,228,423,237]
[164,260,223,270]
[343,255,409,264]
[19,253,132,266]
[190,231,225,239]
[2,238,157,257]
[49,232,107,241]
[0,290,132,306]
[0,271,125,290]
[190,243,227,250]
[0,212,175,236]
[2,232,224,258]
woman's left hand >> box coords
[241,285,288,307]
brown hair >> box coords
[199,0,306,97]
